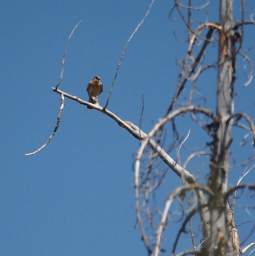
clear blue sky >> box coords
[1,1,255,255]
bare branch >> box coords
[104,0,157,108]
[152,185,212,256]
[232,112,255,145]
[187,0,192,42]
[236,164,255,188]
[172,202,209,255]
[134,107,213,233]
[177,0,210,11]
[224,184,255,201]
[135,105,213,219]
[239,50,254,87]
[52,87,196,183]
[166,28,215,113]
[149,105,214,143]
[55,20,82,89]
[176,129,191,164]
[25,21,82,156]
[188,22,221,54]
[138,95,145,139]
[242,242,255,254]
[191,64,216,82]
[51,89,212,253]
[51,88,199,253]
[183,150,209,168]
[234,20,255,30]
[172,206,197,254]
[25,93,65,156]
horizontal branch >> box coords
[52,87,196,183]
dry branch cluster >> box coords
[26,1,255,256]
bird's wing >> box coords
[99,81,103,93]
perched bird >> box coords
[86,75,103,109]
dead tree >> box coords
[26,0,255,255]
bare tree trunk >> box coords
[204,0,238,255]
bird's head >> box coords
[94,75,101,81]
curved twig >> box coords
[25,93,65,156]
[236,164,255,189]
[188,22,221,54]
[152,185,212,256]
[140,105,213,163]
[234,20,255,30]
[242,242,255,254]
[239,50,254,87]
[176,129,191,164]
[177,0,210,11]
[134,106,213,225]
[25,21,82,156]
[135,105,213,191]
[232,112,255,145]
[184,150,209,168]
[224,184,255,201]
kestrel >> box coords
[86,75,103,109]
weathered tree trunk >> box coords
[202,0,239,255]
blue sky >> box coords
[1,1,255,255]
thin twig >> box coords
[188,22,221,54]
[242,242,255,254]
[177,0,210,11]
[25,94,65,156]
[55,20,82,89]
[104,0,157,108]
[166,28,214,114]
[172,206,197,254]
[176,129,191,164]
[232,112,255,144]
[239,50,254,87]
[184,151,209,168]
[224,184,255,201]
[172,204,210,255]
[236,164,255,188]
[138,95,145,139]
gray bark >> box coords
[202,1,239,255]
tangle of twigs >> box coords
[152,185,212,256]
